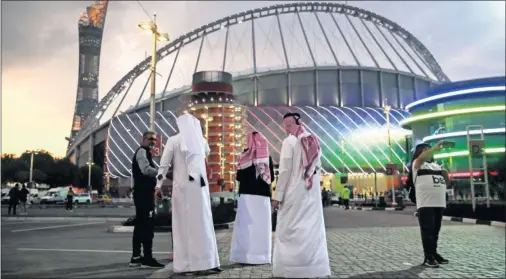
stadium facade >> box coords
[66,2,452,192]
[400,76,505,177]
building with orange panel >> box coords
[179,71,246,192]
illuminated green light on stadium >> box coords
[399,106,506,128]
[434,147,506,159]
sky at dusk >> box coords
[1,1,505,157]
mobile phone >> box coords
[441,141,455,149]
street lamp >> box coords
[138,13,170,131]
[86,161,94,192]
[28,151,39,185]
[340,139,345,174]
[383,104,392,163]
[383,104,396,206]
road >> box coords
[1,204,419,219]
[1,206,135,218]
[2,207,505,278]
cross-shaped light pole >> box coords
[138,13,170,131]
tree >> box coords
[32,169,48,183]
[14,170,30,183]
[48,158,80,187]
[78,165,104,191]
[18,150,55,183]
[1,159,29,183]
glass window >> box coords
[317,70,338,106]
[291,72,314,106]
[381,72,398,108]
[341,70,360,107]
[399,75,415,109]
[362,71,380,107]
[258,74,287,106]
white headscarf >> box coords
[176,113,205,156]
[176,113,206,178]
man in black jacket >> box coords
[8,184,20,215]
[129,131,164,269]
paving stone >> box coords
[149,224,505,278]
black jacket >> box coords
[9,188,20,202]
[236,156,275,198]
[132,146,157,203]
[19,188,29,202]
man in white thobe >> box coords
[271,112,331,278]
[156,113,222,275]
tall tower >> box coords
[179,71,246,192]
[70,1,109,140]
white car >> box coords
[28,193,41,204]
[73,193,92,204]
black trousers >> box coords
[418,207,444,258]
[66,196,73,210]
[8,199,18,215]
[343,199,349,209]
[132,199,155,259]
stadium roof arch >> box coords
[67,1,450,159]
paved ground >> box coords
[2,207,504,278]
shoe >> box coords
[141,258,164,269]
[209,267,223,273]
[423,257,440,268]
[435,253,449,264]
[129,256,144,267]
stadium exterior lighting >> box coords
[434,147,505,160]
[405,86,505,111]
[399,106,506,128]
[423,128,505,142]
[138,13,170,131]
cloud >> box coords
[1,1,505,156]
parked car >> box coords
[96,194,112,204]
[28,193,41,204]
[73,193,92,204]
[40,188,68,204]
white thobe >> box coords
[273,134,331,278]
[157,134,220,273]
[229,194,272,264]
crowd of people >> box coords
[126,110,452,275]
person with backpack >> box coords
[406,142,450,268]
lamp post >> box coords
[28,151,39,185]
[138,13,170,131]
[340,139,345,174]
[384,104,396,206]
[86,161,94,192]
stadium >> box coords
[67,2,453,193]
